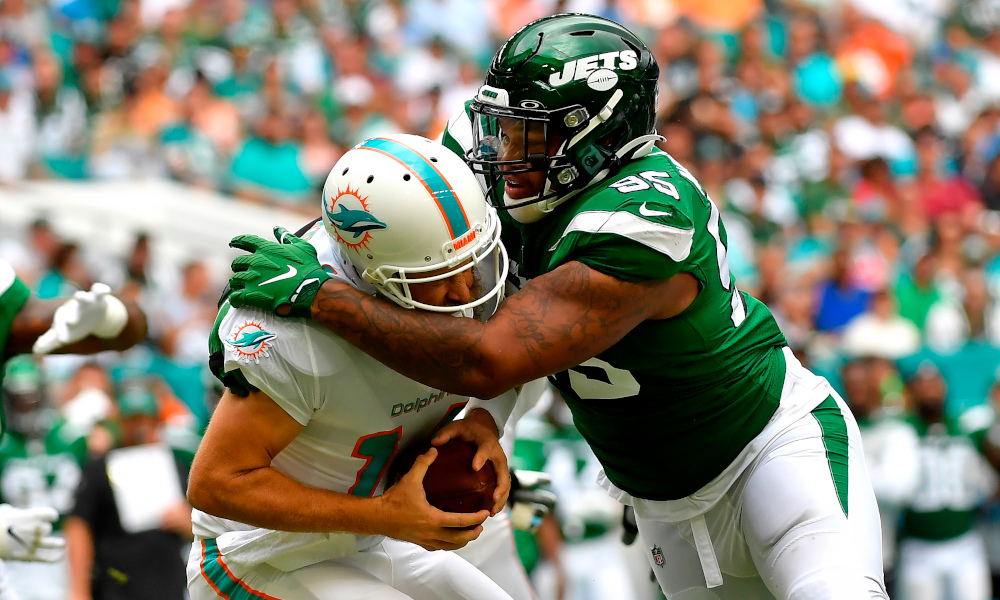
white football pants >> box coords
[896,530,990,600]
[188,535,514,600]
[454,511,537,600]
[634,394,888,600]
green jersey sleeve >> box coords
[516,151,789,500]
[209,299,257,397]
[0,260,30,360]
[547,194,697,282]
[0,260,31,428]
[439,100,475,158]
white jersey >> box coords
[193,223,482,565]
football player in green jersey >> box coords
[224,14,887,599]
[0,257,145,590]
[0,356,88,599]
[894,362,997,600]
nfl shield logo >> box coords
[650,544,665,567]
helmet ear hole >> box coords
[403,174,411,181]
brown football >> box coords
[385,438,496,514]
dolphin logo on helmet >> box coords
[325,204,388,239]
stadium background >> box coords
[4,0,1000,598]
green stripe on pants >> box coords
[811,396,849,516]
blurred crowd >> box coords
[6,0,1000,598]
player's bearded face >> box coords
[407,262,490,321]
[497,118,558,200]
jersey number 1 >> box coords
[347,403,468,497]
[348,427,402,497]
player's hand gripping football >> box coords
[228,227,331,318]
[0,504,65,562]
[432,408,511,515]
[374,447,490,552]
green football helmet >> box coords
[1,356,50,437]
[467,13,661,223]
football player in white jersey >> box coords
[186,134,528,600]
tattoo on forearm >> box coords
[313,262,655,392]
[315,287,487,376]
[503,262,638,369]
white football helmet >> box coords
[322,134,508,315]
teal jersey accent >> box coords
[517,150,788,500]
[900,412,992,541]
[0,417,87,526]
[0,268,31,433]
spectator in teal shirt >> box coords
[228,109,313,210]
[36,242,90,300]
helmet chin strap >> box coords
[617,134,666,161]
[567,89,624,149]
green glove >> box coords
[228,227,331,318]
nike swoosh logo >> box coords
[639,203,672,218]
[7,527,25,547]
[260,265,298,286]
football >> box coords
[385,438,497,514]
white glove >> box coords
[32,283,129,355]
[0,505,65,562]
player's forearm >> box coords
[187,463,384,535]
[310,280,515,398]
[4,297,147,358]
[310,261,658,398]
[64,517,95,600]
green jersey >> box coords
[0,259,31,431]
[442,109,788,499]
[900,409,994,541]
[516,150,787,500]
[0,417,87,523]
